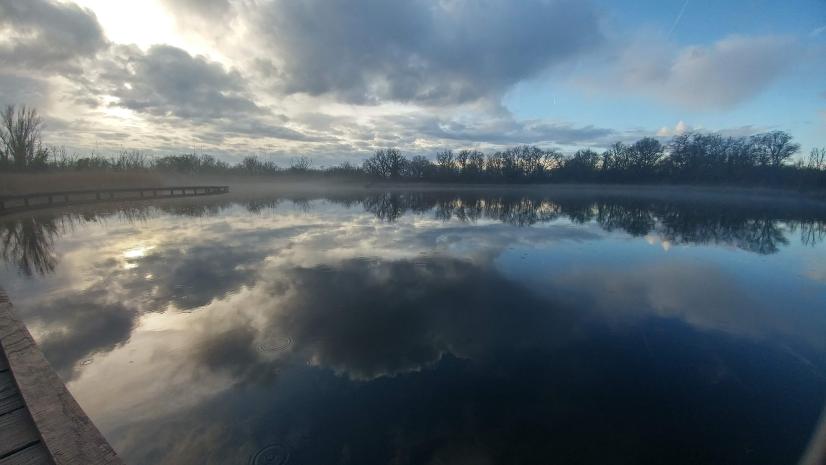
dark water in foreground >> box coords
[2,189,826,465]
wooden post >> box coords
[63,194,69,203]
[48,195,53,204]
[96,193,101,200]
[24,197,29,207]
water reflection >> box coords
[0,189,825,464]
[2,190,825,278]
[1,216,60,276]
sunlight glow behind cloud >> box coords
[0,0,822,161]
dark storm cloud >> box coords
[0,0,107,73]
[99,45,260,120]
[255,0,603,104]
[84,44,327,142]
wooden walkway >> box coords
[0,186,229,216]
[0,291,123,465]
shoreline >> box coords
[2,172,825,210]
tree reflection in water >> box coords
[1,190,824,276]
[0,216,60,276]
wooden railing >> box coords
[0,186,229,215]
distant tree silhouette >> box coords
[751,131,800,168]
[629,137,663,178]
[1,105,49,170]
[404,155,433,179]
[363,148,405,179]
[0,104,821,190]
[808,148,826,170]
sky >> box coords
[0,0,824,165]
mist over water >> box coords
[1,188,826,465]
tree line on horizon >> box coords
[2,104,825,188]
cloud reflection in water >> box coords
[0,189,825,464]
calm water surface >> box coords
[1,189,826,465]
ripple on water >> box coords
[258,336,293,353]
[251,444,290,465]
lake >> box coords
[1,187,826,465]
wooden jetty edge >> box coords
[0,185,230,216]
[0,290,123,465]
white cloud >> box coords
[580,34,800,110]
[656,120,691,137]
[0,0,816,159]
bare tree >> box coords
[455,150,470,172]
[290,156,312,172]
[436,150,455,169]
[1,105,48,170]
[363,148,406,179]
[467,150,485,171]
[404,155,432,179]
[808,147,826,170]
[751,131,800,168]
[629,137,663,172]
[602,142,629,172]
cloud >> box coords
[0,0,107,74]
[249,0,603,104]
[656,120,690,137]
[550,260,826,350]
[252,256,576,380]
[98,44,260,120]
[583,35,799,110]
[0,74,51,111]
[429,118,615,146]
[28,290,138,380]
[74,44,326,143]
[161,0,232,20]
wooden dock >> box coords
[0,186,230,216]
[0,291,123,465]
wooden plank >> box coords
[0,392,24,416]
[0,301,124,465]
[0,371,25,415]
[0,443,53,465]
[0,370,18,400]
[0,408,39,458]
